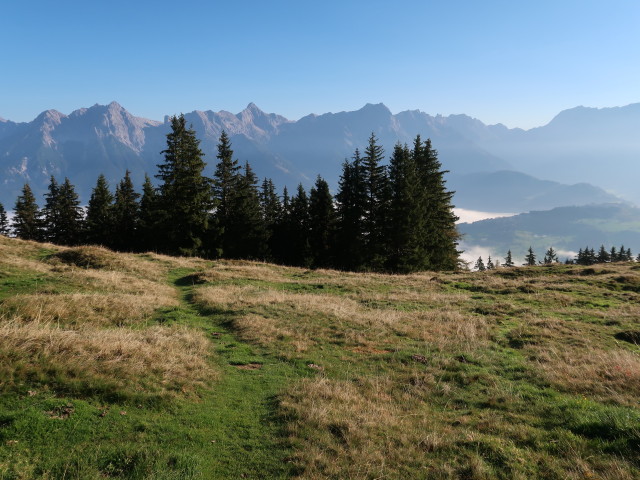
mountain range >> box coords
[0,101,637,210]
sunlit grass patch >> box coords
[0,292,178,327]
[0,320,213,400]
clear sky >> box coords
[1,0,639,128]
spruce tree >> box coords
[138,174,159,252]
[361,133,390,270]
[85,174,114,247]
[54,178,84,246]
[156,114,213,256]
[503,250,514,267]
[335,150,367,270]
[596,245,610,263]
[475,256,486,271]
[524,246,536,266]
[486,255,495,270]
[414,137,460,270]
[0,203,9,236]
[225,162,267,259]
[12,184,42,241]
[42,176,61,243]
[259,178,281,261]
[308,176,336,268]
[387,143,422,273]
[112,170,140,251]
[543,247,558,264]
[271,186,293,264]
[212,131,242,257]
[289,183,312,267]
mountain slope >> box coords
[1,101,638,209]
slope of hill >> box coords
[1,235,639,478]
[459,203,640,261]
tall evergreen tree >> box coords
[156,114,213,255]
[335,150,367,270]
[12,184,42,241]
[138,174,159,252]
[503,250,514,267]
[112,170,140,251]
[212,131,242,257]
[85,174,114,247]
[387,143,423,272]
[361,133,390,270]
[308,176,336,268]
[0,203,9,236]
[475,256,486,271]
[596,245,611,263]
[271,186,293,264]
[486,255,495,270]
[225,162,267,259]
[543,247,558,264]
[259,177,281,261]
[289,183,312,267]
[524,246,537,266]
[54,178,83,245]
[42,176,61,243]
[414,137,460,270]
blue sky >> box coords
[1,0,639,128]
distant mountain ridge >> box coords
[0,101,637,209]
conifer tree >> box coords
[54,178,83,245]
[112,170,140,251]
[156,114,212,256]
[610,246,618,262]
[213,130,242,256]
[138,174,159,252]
[543,247,558,264]
[414,137,460,270]
[308,176,336,268]
[486,255,495,270]
[503,250,514,267]
[596,245,610,263]
[42,176,61,243]
[271,186,293,264]
[289,183,312,267]
[259,178,281,260]
[335,150,367,270]
[361,133,390,270]
[524,246,536,266]
[475,256,486,271]
[12,184,42,241]
[387,143,422,273]
[225,162,267,259]
[85,174,114,246]
[0,203,9,236]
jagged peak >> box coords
[359,103,392,114]
[34,109,66,124]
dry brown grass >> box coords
[194,283,490,355]
[0,319,213,396]
[0,292,178,327]
[533,345,640,406]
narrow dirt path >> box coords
[169,270,301,479]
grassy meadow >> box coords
[0,235,639,479]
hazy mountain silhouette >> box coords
[0,102,636,210]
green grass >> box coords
[1,238,640,478]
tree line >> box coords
[0,115,460,273]
[473,244,638,271]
